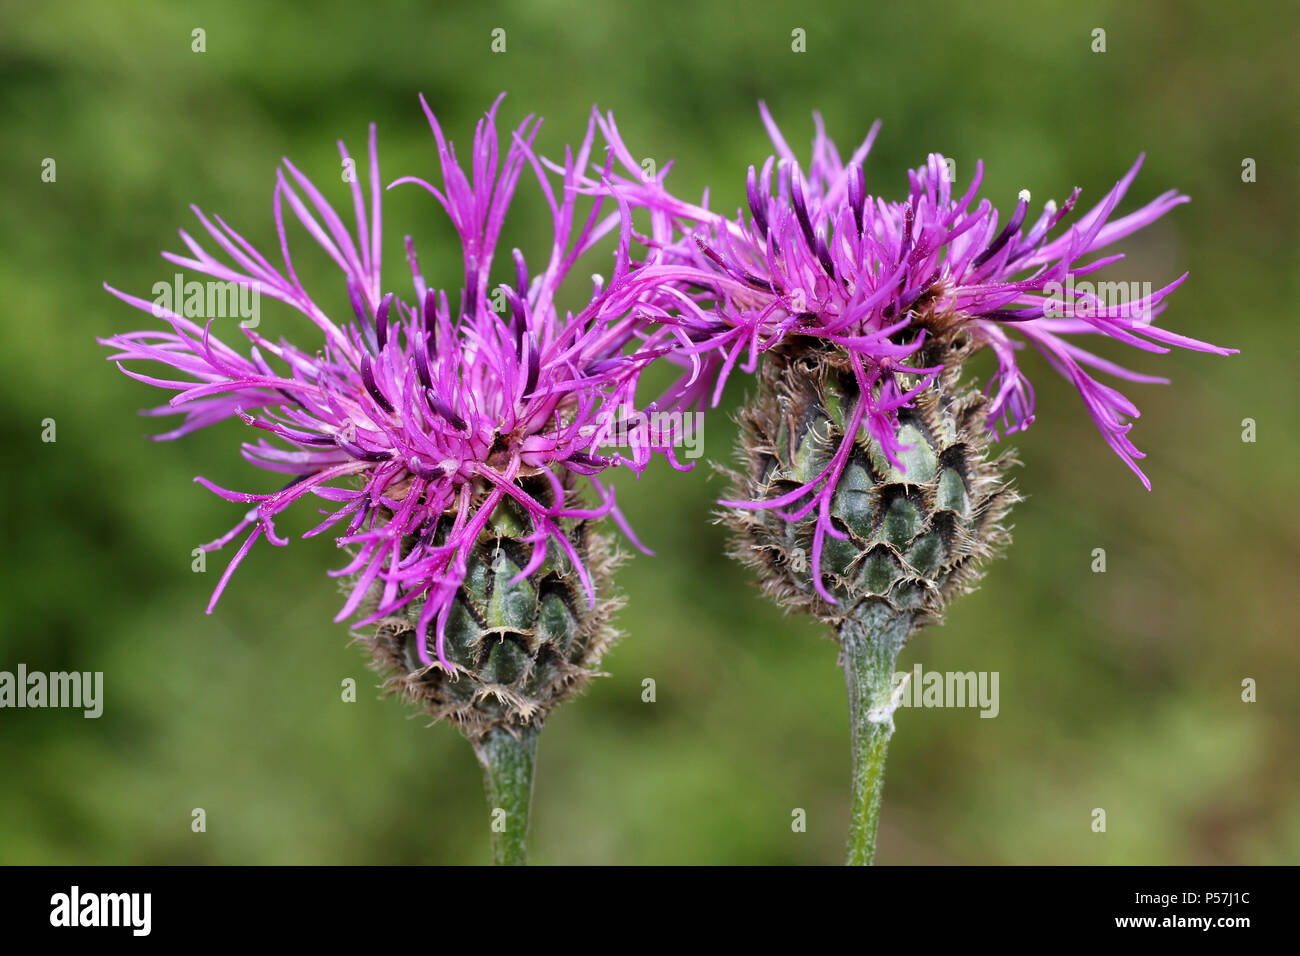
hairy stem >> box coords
[473,724,540,866]
[840,605,911,866]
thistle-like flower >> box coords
[594,104,1236,863]
[100,96,689,863]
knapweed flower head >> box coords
[590,104,1234,618]
[597,103,1236,474]
[100,95,691,679]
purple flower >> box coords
[101,96,689,668]
[591,104,1236,498]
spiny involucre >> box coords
[100,96,696,735]
[592,104,1235,633]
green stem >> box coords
[840,606,911,866]
[473,724,540,866]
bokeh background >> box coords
[2,0,1297,865]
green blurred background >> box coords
[2,0,1297,865]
